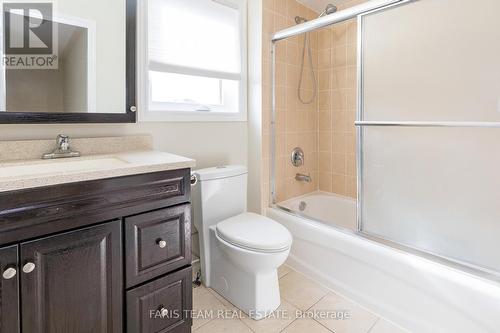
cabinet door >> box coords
[0,245,19,333]
[20,220,122,333]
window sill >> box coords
[139,110,247,122]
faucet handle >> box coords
[291,147,305,167]
[57,134,70,151]
[42,135,80,159]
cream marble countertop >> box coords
[0,150,196,193]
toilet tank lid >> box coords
[194,165,248,181]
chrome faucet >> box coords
[42,135,81,159]
[295,173,312,183]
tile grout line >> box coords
[240,317,258,333]
[278,267,330,312]
[278,266,329,332]
[192,315,214,332]
[206,287,258,333]
[313,318,336,333]
[191,290,217,332]
[278,316,297,333]
[278,268,292,280]
[286,265,388,323]
[192,286,234,332]
[282,266,392,332]
[306,293,328,312]
[279,271,334,332]
[305,293,336,333]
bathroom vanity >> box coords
[0,137,195,333]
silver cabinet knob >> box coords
[159,307,168,318]
[22,262,36,274]
[157,239,167,249]
[2,267,17,280]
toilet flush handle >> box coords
[190,174,198,186]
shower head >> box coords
[319,4,338,17]
[295,3,337,24]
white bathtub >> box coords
[279,192,356,230]
[268,192,500,333]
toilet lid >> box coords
[216,213,292,252]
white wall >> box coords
[0,122,248,169]
[247,0,263,213]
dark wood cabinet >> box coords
[0,169,193,333]
[127,266,192,333]
[0,245,19,333]
[20,221,122,333]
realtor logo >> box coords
[3,2,57,69]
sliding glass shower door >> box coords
[358,0,500,274]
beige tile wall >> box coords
[321,0,368,198]
[317,14,358,198]
[262,0,367,210]
[262,0,320,209]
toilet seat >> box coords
[216,213,292,253]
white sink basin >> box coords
[0,157,130,180]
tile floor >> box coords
[192,265,409,333]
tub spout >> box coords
[295,173,312,182]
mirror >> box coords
[0,0,136,123]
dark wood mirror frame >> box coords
[0,0,136,124]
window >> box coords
[140,0,247,121]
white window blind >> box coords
[145,0,246,120]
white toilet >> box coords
[192,165,292,320]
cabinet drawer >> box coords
[127,266,192,333]
[125,204,191,287]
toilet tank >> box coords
[192,165,248,232]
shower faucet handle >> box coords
[291,147,305,167]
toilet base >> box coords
[207,228,289,320]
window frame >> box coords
[138,0,248,122]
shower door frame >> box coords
[269,0,500,283]
[270,0,406,206]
